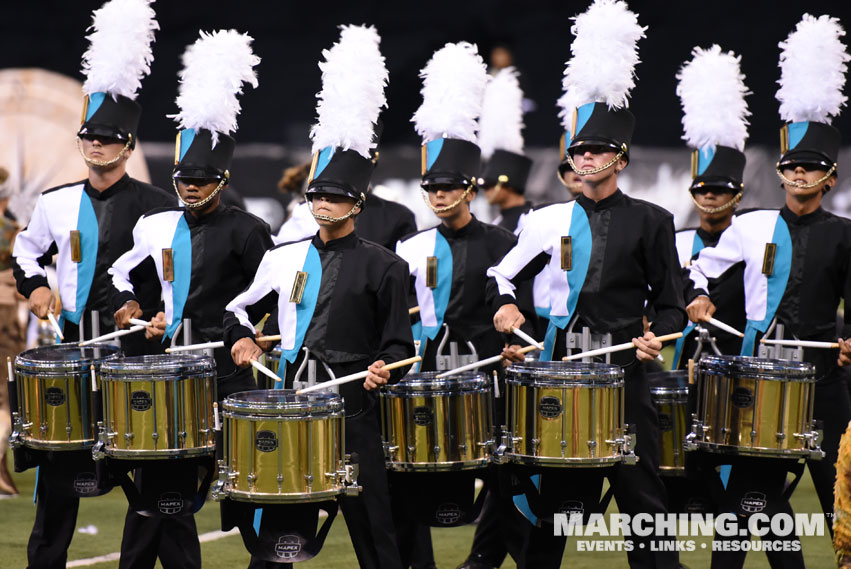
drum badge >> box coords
[658,413,673,432]
[435,502,463,525]
[73,472,98,495]
[740,491,767,513]
[255,430,278,453]
[731,387,754,408]
[45,387,65,406]
[130,391,153,412]
[157,492,184,515]
[413,406,434,426]
[538,396,563,419]
[275,535,303,560]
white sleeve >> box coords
[108,216,151,296]
[11,195,54,281]
[486,211,546,299]
[225,249,279,334]
[688,219,745,295]
[273,203,317,245]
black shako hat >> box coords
[558,102,635,177]
[690,145,746,192]
[305,146,375,201]
[78,92,141,147]
[778,121,841,169]
[173,128,234,180]
[420,137,481,187]
[479,149,533,193]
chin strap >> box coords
[76,136,132,167]
[690,190,742,214]
[565,147,626,176]
[776,163,837,191]
[421,185,474,214]
[308,193,365,223]
[173,175,228,209]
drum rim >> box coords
[698,354,815,381]
[222,389,343,415]
[15,343,121,371]
[381,371,488,393]
[99,353,214,377]
[505,360,623,383]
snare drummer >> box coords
[687,14,851,562]
[9,4,175,568]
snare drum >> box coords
[12,343,120,450]
[380,372,493,472]
[96,354,215,459]
[215,390,353,503]
[648,370,690,475]
[501,361,633,466]
[687,355,821,458]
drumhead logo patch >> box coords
[413,406,433,426]
[538,396,563,419]
[435,502,463,525]
[275,535,303,559]
[256,430,278,453]
[45,387,65,406]
[130,391,153,412]
[741,491,767,513]
[658,413,673,432]
[731,387,754,408]
[157,492,183,515]
[73,472,98,495]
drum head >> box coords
[699,355,815,382]
[223,389,343,416]
[647,370,689,394]
[382,371,487,395]
[100,354,213,380]
[506,360,622,386]
[15,343,121,373]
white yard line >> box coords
[66,529,240,567]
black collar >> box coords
[576,189,624,212]
[183,203,225,227]
[312,230,359,251]
[437,215,481,239]
[84,173,130,200]
[781,205,826,226]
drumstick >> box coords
[166,335,282,353]
[296,356,422,395]
[129,318,150,327]
[47,313,64,341]
[408,306,420,315]
[706,317,745,338]
[250,359,280,385]
[7,356,13,384]
[561,332,683,361]
[79,325,145,346]
[213,402,221,431]
[436,344,540,379]
[511,328,544,350]
[759,338,839,349]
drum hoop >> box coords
[698,355,815,380]
[15,343,121,372]
[100,354,213,377]
[386,371,487,393]
[222,390,343,415]
[222,408,344,420]
[649,386,689,396]
[505,376,624,388]
[99,371,216,382]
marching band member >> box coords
[487,2,684,567]
[109,30,266,569]
[224,25,415,569]
[687,15,851,566]
[9,3,174,568]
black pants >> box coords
[118,511,201,569]
[27,466,81,569]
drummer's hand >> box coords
[364,360,390,391]
[686,295,716,324]
[494,304,525,334]
[838,338,851,367]
[114,300,142,329]
[232,337,262,368]
[255,331,276,352]
[501,343,526,367]
[29,286,55,319]
[633,331,662,362]
[145,312,166,340]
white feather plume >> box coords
[171,30,260,146]
[560,0,645,125]
[81,0,158,100]
[310,25,388,158]
[478,67,525,159]
[777,14,849,123]
[676,45,751,151]
[412,42,488,143]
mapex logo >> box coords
[731,387,754,409]
[741,492,767,513]
[45,387,65,406]
[413,406,433,426]
[255,430,278,453]
[559,500,584,518]
[538,396,563,419]
[74,472,98,495]
[435,502,463,525]
[130,391,153,412]
[275,535,303,560]
[157,492,183,515]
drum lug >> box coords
[211,460,229,502]
[384,443,399,459]
[92,421,107,460]
[683,431,699,452]
[342,462,361,497]
[9,412,23,449]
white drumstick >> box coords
[213,402,221,431]
[166,335,282,354]
[129,318,150,327]
[7,356,13,384]
[562,332,683,361]
[436,344,540,378]
[47,313,64,341]
[511,328,544,350]
[760,338,839,349]
[251,359,280,385]
[296,356,422,395]
[408,306,420,315]
[79,325,145,346]
[706,317,745,338]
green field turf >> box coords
[0,453,837,568]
